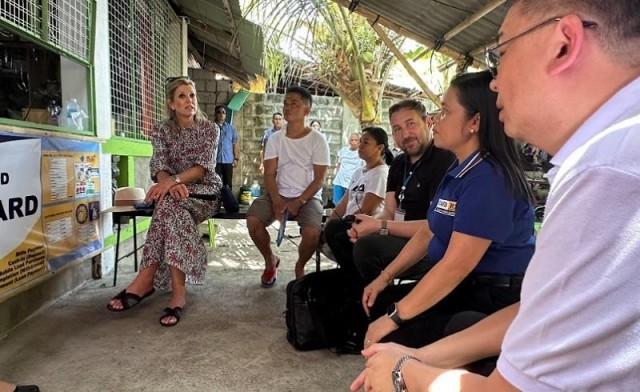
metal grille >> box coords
[109,0,182,140]
[0,0,91,61]
[0,0,41,36]
[48,0,91,60]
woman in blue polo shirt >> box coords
[360,71,535,348]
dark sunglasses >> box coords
[484,16,597,77]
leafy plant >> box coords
[243,0,404,125]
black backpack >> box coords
[285,268,368,352]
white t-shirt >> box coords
[345,164,388,216]
[264,128,330,199]
[333,147,364,188]
[498,76,640,391]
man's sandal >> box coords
[261,258,280,288]
[159,307,183,327]
[106,288,155,312]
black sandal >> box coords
[14,386,40,392]
[106,288,155,312]
[159,307,183,327]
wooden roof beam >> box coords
[221,0,241,57]
[332,0,465,63]
[413,0,504,64]
[443,0,506,42]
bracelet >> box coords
[392,355,421,392]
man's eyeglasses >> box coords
[484,16,598,77]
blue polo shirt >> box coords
[426,152,535,275]
[216,122,238,164]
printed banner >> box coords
[0,138,46,292]
[0,132,102,295]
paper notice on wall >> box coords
[48,157,69,201]
[40,138,101,271]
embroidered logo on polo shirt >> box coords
[435,198,456,216]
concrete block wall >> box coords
[187,68,397,202]
[188,68,233,120]
[233,93,353,197]
[134,157,152,190]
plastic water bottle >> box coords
[64,99,87,130]
[65,99,79,128]
[250,181,261,199]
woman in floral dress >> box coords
[107,77,221,326]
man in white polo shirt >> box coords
[350,1,640,391]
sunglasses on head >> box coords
[165,76,190,84]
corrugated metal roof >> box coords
[333,0,509,64]
[170,0,264,86]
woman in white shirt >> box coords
[324,127,394,278]
[333,133,364,204]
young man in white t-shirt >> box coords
[246,86,330,286]
[350,1,640,391]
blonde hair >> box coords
[165,77,207,123]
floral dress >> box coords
[141,119,222,290]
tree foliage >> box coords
[243,0,404,124]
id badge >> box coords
[394,208,406,221]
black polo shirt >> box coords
[386,143,454,221]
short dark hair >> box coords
[272,112,283,118]
[214,105,226,113]
[450,71,533,203]
[310,120,321,127]
[509,0,640,66]
[285,86,313,107]
[389,99,427,119]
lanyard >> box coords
[455,151,486,178]
[398,154,426,205]
[444,150,486,179]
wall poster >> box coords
[0,132,101,296]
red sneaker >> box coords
[261,258,280,288]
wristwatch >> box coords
[379,219,389,236]
[392,355,420,392]
[387,302,407,326]
[171,174,182,184]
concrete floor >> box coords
[0,219,362,391]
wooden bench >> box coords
[105,201,327,287]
